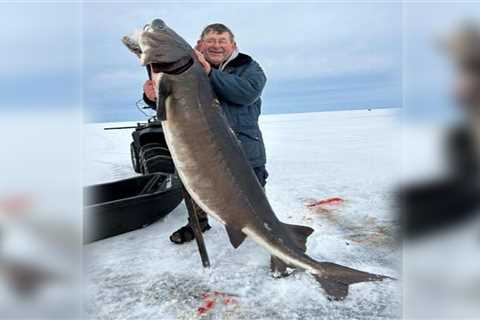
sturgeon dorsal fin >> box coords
[282,223,314,252]
[225,225,246,249]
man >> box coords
[400,23,480,238]
[143,23,268,244]
[445,23,480,178]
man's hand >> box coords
[144,80,157,101]
[193,49,211,75]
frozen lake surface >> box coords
[84,109,401,319]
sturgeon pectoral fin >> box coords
[282,223,314,252]
[225,225,246,249]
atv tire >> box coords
[130,142,141,173]
[139,143,175,174]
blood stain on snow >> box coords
[306,200,394,246]
[305,197,344,208]
[196,291,238,316]
[303,197,344,223]
[0,193,34,215]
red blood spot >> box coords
[306,197,344,208]
[196,291,239,315]
[206,300,215,308]
[0,194,33,215]
[197,299,216,315]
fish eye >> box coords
[150,19,166,31]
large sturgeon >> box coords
[123,19,393,300]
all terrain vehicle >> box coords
[129,116,175,175]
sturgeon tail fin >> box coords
[270,223,314,277]
[314,262,394,301]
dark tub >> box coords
[84,173,183,243]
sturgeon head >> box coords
[123,19,193,74]
[122,18,395,301]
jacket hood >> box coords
[220,50,253,70]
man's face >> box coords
[444,26,480,115]
[197,31,236,66]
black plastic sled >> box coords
[84,173,183,244]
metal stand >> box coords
[182,187,210,268]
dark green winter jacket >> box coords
[144,52,267,168]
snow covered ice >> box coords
[84,109,401,319]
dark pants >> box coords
[185,166,268,222]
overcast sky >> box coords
[5,2,478,123]
[81,2,402,122]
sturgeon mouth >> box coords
[151,55,193,75]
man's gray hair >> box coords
[200,23,235,42]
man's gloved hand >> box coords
[143,79,157,101]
